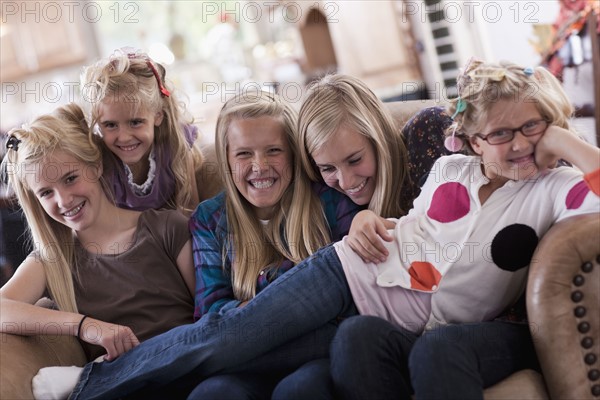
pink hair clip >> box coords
[444,125,463,152]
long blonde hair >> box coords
[81,49,202,211]
[298,74,408,217]
[445,59,573,153]
[215,92,331,301]
[2,104,105,312]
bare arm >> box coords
[0,257,81,336]
[176,239,196,297]
[0,257,140,360]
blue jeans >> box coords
[409,321,539,399]
[272,359,334,400]
[187,359,334,400]
[331,315,418,400]
[187,372,279,400]
[70,245,356,400]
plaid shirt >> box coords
[190,182,361,319]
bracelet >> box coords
[77,315,89,340]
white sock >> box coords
[32,356,104,400]
[32,366,82,400]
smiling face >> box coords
[25,150,104,233]
[226,116,293,220]
[311,125,377,206]
[469,99,545,183]
[96,96,163,167]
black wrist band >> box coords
[77,315,89,340]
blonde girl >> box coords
[298,74,409,218]
[187,91,360,398]
[297,74,454,263]
[1,103,195,399]
[190,92,358,317]
[81,48,203,213]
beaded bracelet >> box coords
[77,315,89,340]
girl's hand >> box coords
[347,210,396,263]
[536,125,600,175]
[534,125,565,173]
[79,318,140,361]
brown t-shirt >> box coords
[71,209,194,360]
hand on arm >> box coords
[347,210,396,263]
[536,126,600,175]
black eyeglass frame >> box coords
[474,119,549,145]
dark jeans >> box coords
[331,315,418,400]
[410,321,540,399]
[272,359,334,400]
[331,316,539,400]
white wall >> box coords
[475,0,560,65]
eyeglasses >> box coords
[475,119,548,145]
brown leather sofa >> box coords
[1,101,598,399]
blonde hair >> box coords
[1,104,105,313]
[446,59,573,154]
[215,92,331,301]
[298,74,408,218]
[81,50,202,211]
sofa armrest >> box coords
[0,334,87,399]
[527,213,600,399]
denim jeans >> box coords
[187,358,334,400]
[124,327,340,400]
[331,315,418,400]
[409,321,540,400]
[70,245,356,400]
[187,372,280,400]
[272,359,334,400]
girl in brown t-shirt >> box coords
[0,104,196,392]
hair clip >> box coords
[468,69,505,81]
[451,98,467,119]
[523,67,534,76]
[145,59,171,97]
[444,125,463,152]
[122,49,171,98]
[6,135,21,151]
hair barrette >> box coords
[444,125,463,152]
[6,135,21,151]
[145,59,171,97]
[468,69,506,81]
[451,98,467,119]
[523,67,534,76]
[124,50,171,98]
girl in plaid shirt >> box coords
[187,91,361,399]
